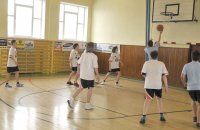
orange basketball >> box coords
[157,24,164,32]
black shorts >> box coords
[7,66,19,73]
[81,79,94,89]
[109,68,120,73]
[145,89,162,99]
[188,90,200,103]
[71,67,77,72]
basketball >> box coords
[157,24,164,32]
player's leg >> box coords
[139,89,153,124]
[115,70,121,87]
[196,102,200,128]
[192,101,198,122]
[67,86,84,109]
[101,72,111,85]
[5,70,12,88]
[155,89,165,121]
[67,70,75,85]
[73,67,79,87]
[85,80,95,110]
[15,67,23,87]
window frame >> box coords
[59,2,88,41]
[7,0,45,39]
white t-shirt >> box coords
[69,49,80,67]
[141,60,168,89]
[109,53,120,69]
[78,52,98,80]
[7,46,17,67]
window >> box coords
[59,3,88,41]
[8,0,46,39]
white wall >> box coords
[91,0,146,45]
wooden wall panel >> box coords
[95,45,189,88]
[158,47,189,87]
[95,52,110,74]
[120,45,145,79]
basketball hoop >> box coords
[160,12,175,19]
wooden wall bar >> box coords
[96,45,189,88]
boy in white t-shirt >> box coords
[67,43,80,87]
[101,46,122,87]
[67,42,100,110]
[140,51,168,124]
[5,40,23,88]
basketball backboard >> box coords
[152,0,195,22]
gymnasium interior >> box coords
[0,0,200,130]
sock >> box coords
[116,82,119,84]
[160,113,164,117]
[17,82,19,84]
[6,82,8,85]
[103,80,105,82]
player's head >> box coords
[112,46,118,53]
[11,40,17,47]
[73,43,79,50]
[86,42,94,53]
[148,40,153,47]
[191,50,200,61]
[150,51,158,60]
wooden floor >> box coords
[0,74,196,130]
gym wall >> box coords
[91,0,146,45]
[0,0,93,41]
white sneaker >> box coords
[115,82,120,87]
[5,84,12,88]
[100,81,105,85]
[85,103,94,110]
[67,98,74,109]
[16,83,24,87]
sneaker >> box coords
[67,81,73,85]
[5,84,12,88]
[196,123,200,129]
[115,82,120,87]
[67,98,74,109]
[139,116,146,124]
[85,103,94,110]
[16,83,24,87]
[160,115,166,122]
[74,82,79,87]
[100,81,105,85]
[193,116,197,122]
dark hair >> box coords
[86,42,94,52]
[148,40,153,47]
[73,43,79,49]
[150,51,158,59]
[191,51,200,61]
[11,40,16,45]
[112,46,118,53]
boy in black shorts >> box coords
[67,42,100,110]
[101,46,122,87]
[5,40,23,88]
[139,51,168,124]
[67,43,80,87]
[181,51,200,128]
